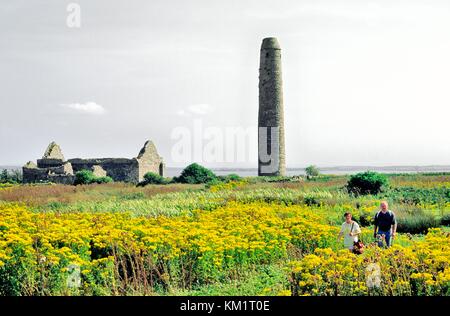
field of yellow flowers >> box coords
[0,174,449,296]
[289,229,450,296]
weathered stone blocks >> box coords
[22,140,164,184]
[258,37,286,176]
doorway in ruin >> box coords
[159,163,164,177]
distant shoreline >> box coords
[205,166,450,177]
[2,165,450,178]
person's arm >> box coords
[352,224,362,236]
[391,213,397,238]
[373,215,378,238]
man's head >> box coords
[380,201,389,212]
[344,212,352,223]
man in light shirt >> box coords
[338,212,362,251]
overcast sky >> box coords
[1,0,450,168]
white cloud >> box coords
[60,102,106,115]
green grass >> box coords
[2,172,450,296]
[170,264,289,296]
[383,187,450,205]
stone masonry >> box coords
[258,37,286,176]
[22,140,164,184]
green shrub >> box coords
[204,178,222,188]
[441,213,450,226]
[74,170,96,185]
[174,163,217,184]
[347,171,389,195]
[0,169,21,184]
[218,174,242,183]
[303,195,320,207]
[383,187,450,205]
[94,176,113,184]
[305,165,320,178]
[0,169,7,183]
[74,170,113,185]
[138,172,169,186]
[144,172,165,184]
[396,212,440,234]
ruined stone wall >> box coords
[47,174,76,185]
[37,158,65,169]
[22,167,51,184]
[136,140,165,181]
[23,140,164,184]
[138,159,164,182]
[68,158,140,183]
[23,163,75,184]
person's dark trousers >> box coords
[377,230,391,248]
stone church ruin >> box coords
[23,140,165,184]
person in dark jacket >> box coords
[373,201,397,248]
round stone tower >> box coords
[258,37,286,176]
